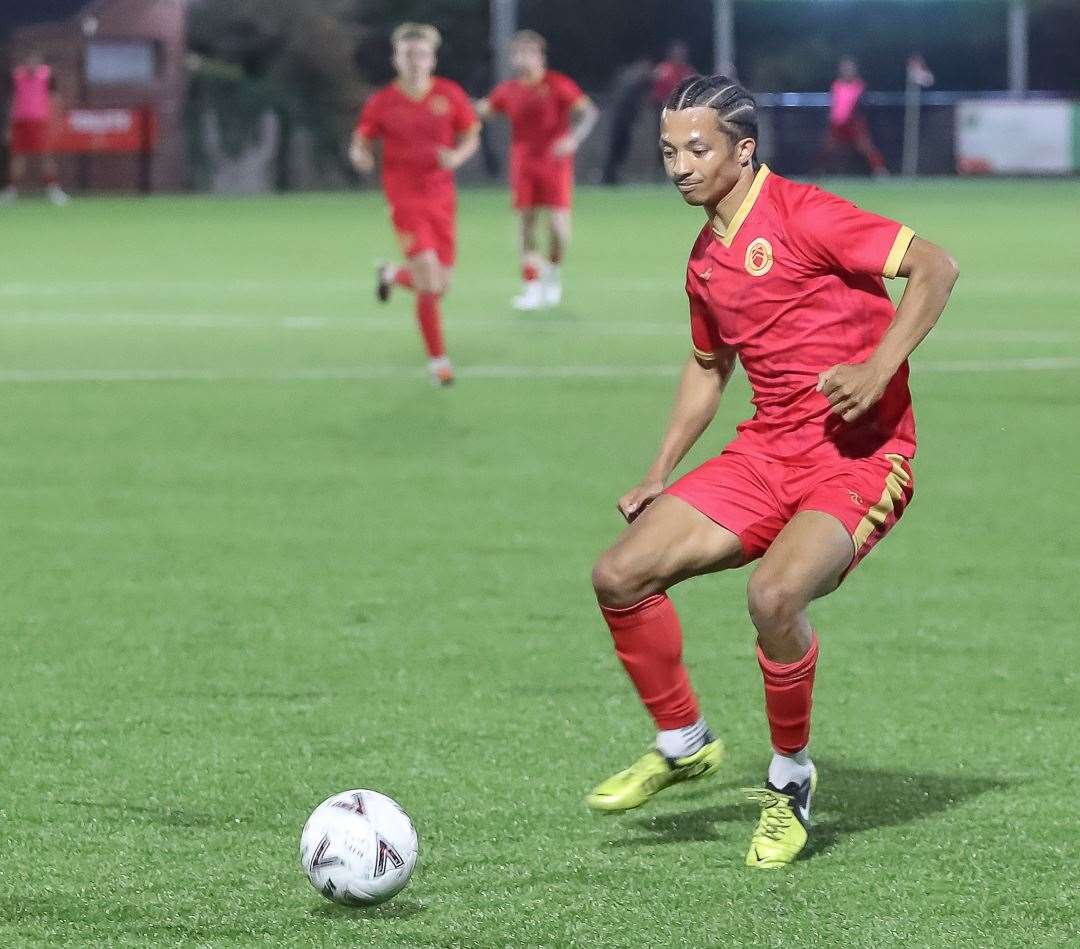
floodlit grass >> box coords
[1,178,1078,946]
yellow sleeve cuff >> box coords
[883,225,915,279]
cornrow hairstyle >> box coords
[664,74,758,145]
[391,22,442,50]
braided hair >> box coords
[664,75,758,146]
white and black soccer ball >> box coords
[299,789,418,907]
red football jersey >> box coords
[650,60,696,104]
[488,70,585,160]
[686,165,917,463]
[356,77,477,197]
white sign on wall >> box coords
[956,100,1073,175]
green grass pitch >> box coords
[2,177,1079,947]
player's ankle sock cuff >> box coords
[656,717,711,759]
[768,749,812,788]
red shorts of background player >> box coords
[510,154,573,210]
[10,119,51,155]
[387,195,457,267]
[665,447,914,579]
[828,117,872,147]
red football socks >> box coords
[415,293,445,359]
[757,633,819,755]
[600,594,700,730]
[394,268,415,290]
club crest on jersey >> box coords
[744,237,773,277]
[428,95,449,115]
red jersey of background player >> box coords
[356,77,476,216]
[686,164,916,462]
[487,70,585,206]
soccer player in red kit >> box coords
[585,76,959,868]
[350,23,479,386]
[477,31,598,310]
[819,57,887,177]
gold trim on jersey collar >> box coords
[712,164,770,247]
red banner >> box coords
[52,108,156,154]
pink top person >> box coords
[12,65,53,122]
[829,77,864,126]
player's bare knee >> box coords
[413,268,436,294]
[591,548,652,609]
[746,572,803,635]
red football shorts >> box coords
[666,449,914,578]
[510,153,573,210]
[10,119,51,155]
[387,192,456,267]
[828,117,871,147]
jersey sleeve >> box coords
[686,274,722,364]
[553,72,586,107]
[447,82,478,133]
[355,93,383,140]
[786,187,915,280]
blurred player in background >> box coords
[650,41,697,113]
[350,23,479,386]
[649,41,697,171]
[586,76,958,868]
[818,56,887,177]
[3,51,69,205]
[477,31,598,311]
[601,56,654,186]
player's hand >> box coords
[617,478,665,523]
[816,361,890,423]
[551,135,578,158]
[349,143,374,174]
[436,147,460,170]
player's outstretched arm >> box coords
[618,349,736,522]
[818,237,958,422]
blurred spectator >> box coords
[650,41,696,107]
[3,50,69,204]
[818,56,887,177]
[601,56,654,185]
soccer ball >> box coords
[299,789,418,907]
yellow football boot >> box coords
[744,764,818,869]
[586,738,725,813]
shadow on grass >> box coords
[308,896,425,920]
[56,799,244,830]
[606,762,1009,858]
